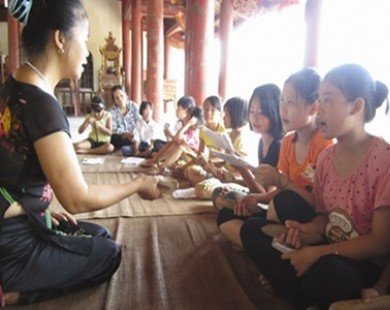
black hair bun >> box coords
[8,0,33,25]
[373,80,389,110]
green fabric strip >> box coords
[45,208,52,229]
[0,187,15,204]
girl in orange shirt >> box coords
[235,68,332,225]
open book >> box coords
[201,127,234,152]
[210,150,255,169]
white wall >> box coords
[81,0,122,91]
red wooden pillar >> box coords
[7,13,20,73]
[304,0,323,68]
[185,0,215,106]
[218,0,233,101]
[131,0,142,104]
[164,37,171,80]
[122,0,131,94]
[146,0,164,121]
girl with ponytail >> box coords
[0,0,161,305]
[140,96,204,173]
[240,64,390,309]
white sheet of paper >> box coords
[210,150,254,169]
[81,157,105,165]
[201,127,234,152]
[121,157,145,165]
[172,188,197,199]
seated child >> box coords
[121,101,161,157]
[73,96,114,155]
[140,96,203,173]
[183,95,226,184]
[215,84,283,247]
[198,96,226,155]
[234,83,283,193]
[153,96,194,153]
[204,97,249,183]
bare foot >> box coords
[140,158,156,167]
[75,149,88,154]
[259,274,274,293]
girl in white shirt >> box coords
[132,101,161,157]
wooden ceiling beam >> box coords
[123,0,131,20]
[140,3,181,19]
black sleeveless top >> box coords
[258,138,281,167]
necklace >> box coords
[26,61,49,86]
[25,61,55,97]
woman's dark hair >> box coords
[204,95,222,111]
[91,95,105,113]
[324,64,389,123]
[16,0,87,58]
[111,84,126,101]
[189,106,204,127]
[249,84,283,140]
[177,95,195,110]
[285,68,321,105]
[224,97,248,129]
[139,100,153,116]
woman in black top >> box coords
[0,0,160,306]
[216,84,283,249]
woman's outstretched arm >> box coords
[35,131,160,214]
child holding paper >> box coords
[204,97,248,182]
[215,84,283,247]
[183,96,226,184]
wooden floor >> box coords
[12,215,291,310]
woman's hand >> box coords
[234,194,261,217]
[251,164,282,187]
[137,175,162,200]
[50,210,77,226]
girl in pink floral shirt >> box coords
[141,96,203,172]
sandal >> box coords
[329,295,390,310]
[261,224,323,246]
[157,176,179,191]
[212,187,228,209]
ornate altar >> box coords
[99,32,123,107]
